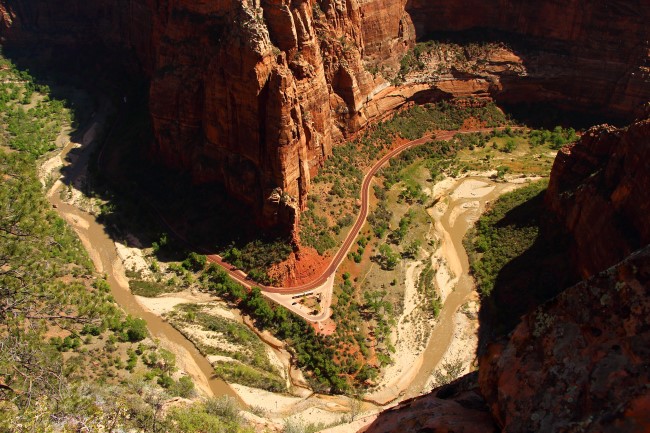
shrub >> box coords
[170,376,196,398]
[182,252,207,272]
[125,317,148,342]
[129,279,169,297]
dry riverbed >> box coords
[123,170,539,422]
[44,103,544,428]
[362,172,539,405]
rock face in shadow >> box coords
[0,0,648,230]
[359,373,498,433]
[546,114,650,278]
[479,246,650,432]
[345,246,650,433]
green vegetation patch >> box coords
[308,101,509,255]
[300,208,338,254]
[129,279,169,297]
[0,56,72,157]
[465,180,548,297]
[166,301,286,392]
[203,267,351,392]
[417,261,442,317]
[464,179,573,336]
[214,361,285,392]
[167,397,253,433]
[221,239,291,285]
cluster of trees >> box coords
[0,57,260,432]
[349,235,370,263]
[203,266,350,393]
[299,208,337,254]
[453,131,489,150]
[220,239,290,285]
[368,203,393,238]
[417,262,442,317]
[390,209,415,244]
[529,126,578,149]
[331,275,382,384]
[380,138,465,191]
[0,58,72,157]
[466,180,548,296]
[366,101,507,142]
[169,303,286,392]
[313,140,363,198]
[376,244,400,270]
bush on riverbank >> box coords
[464,179,574,337]
[204,269,351,393]
[465,180,548,297]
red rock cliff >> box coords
[546,113,650,278]
[405,0,650,116]
[477,245,650,432]
[352,247,650,433]
[1,0,648,228]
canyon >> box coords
[1,0,648,231]
[326,107,650,433]
[1,1,649,431]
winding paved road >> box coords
[204,129,493,322]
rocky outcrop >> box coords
[1,0,648,230]
[358,373,497,433]
[546,114,650,278]
[343,246,650,433]
[405,0,650,117]
[478,245,650,432]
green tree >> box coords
[182,252,207,272]
[125,317,148,342]
[378,244,399,270]
[402,240,421,259]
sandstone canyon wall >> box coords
[477,245,650,433]
[405,0,650,117]
[1,0,648,228]
[546,113,650,279]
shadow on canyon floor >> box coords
[4,44,293,271]
[474,188,576,354]
[86,86,293,268]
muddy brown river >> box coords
[47,114,239,401]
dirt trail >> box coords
[46,103,239,402]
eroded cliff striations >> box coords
[1,0,648,231]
